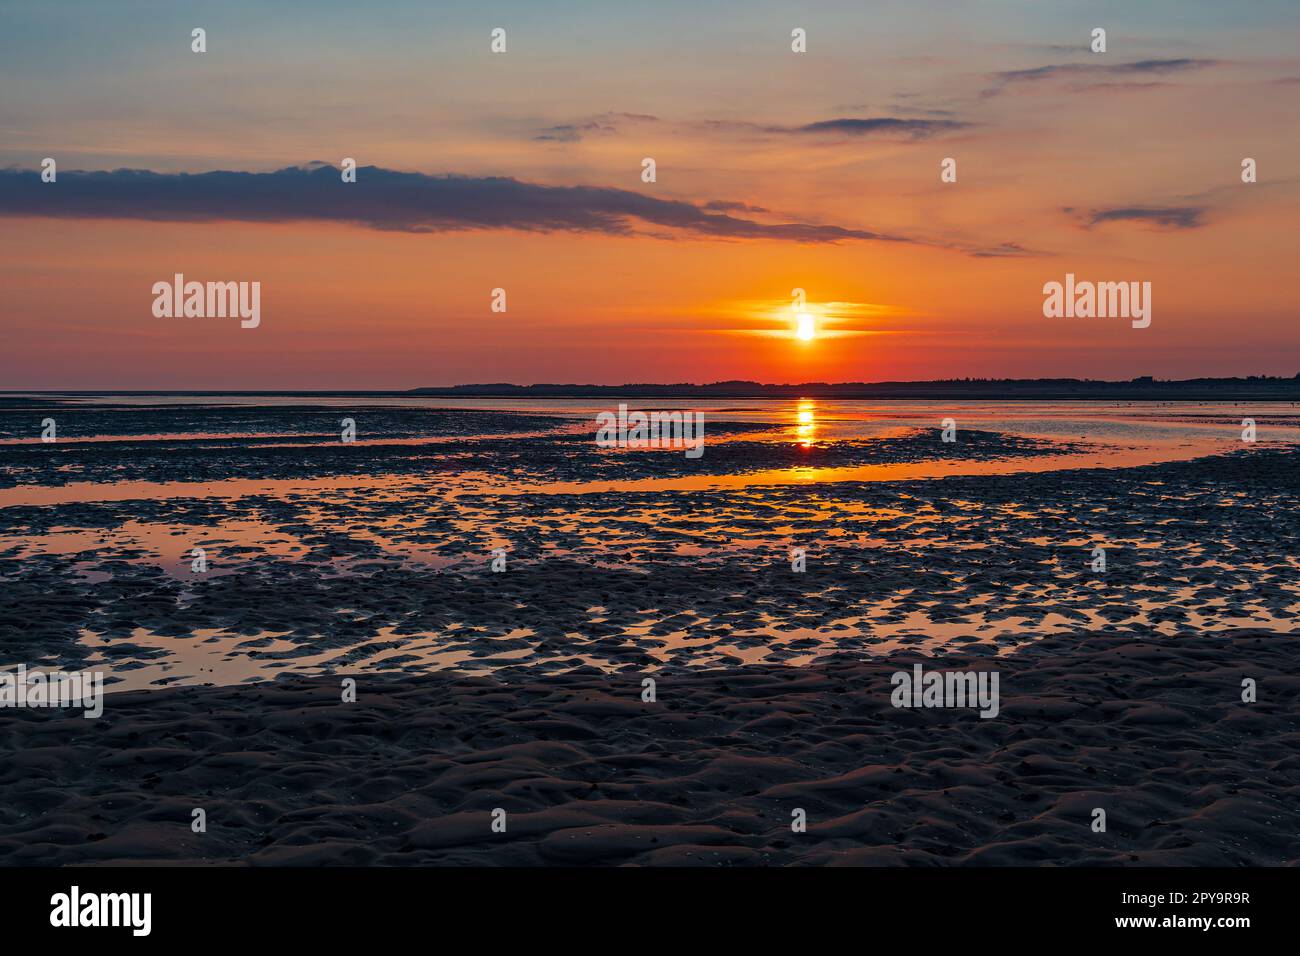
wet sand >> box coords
[2,444,1294,686]
[0,627,1295,866]
[0,398,1296,865]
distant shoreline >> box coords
[406,379,1300,401]
[5,376,1300,402]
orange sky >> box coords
[1,1,1297,388]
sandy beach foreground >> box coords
[0,626,1296,866]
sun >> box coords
[795,313,815,341]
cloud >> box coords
[534,122,613,142]
[984,58,1219,96]
[533,111,659,142]
[537,113,966,143]
[787,117,967,138]
[705,116,967,139]
[969,241,1040,258]
[1107,58,1221,75]
[703,200,771,214]
[0,163,911,244]
[1079,206,1206,230]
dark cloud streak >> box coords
[0,164,910,244]
[538,114,966,142]
[789,117,966,138]
[984,58,1219,96]
[1085,205,1206,229]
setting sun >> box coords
[796,313,815,341]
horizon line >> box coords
[4,372,1300,399]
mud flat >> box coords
[1,446,1295,682]
[0,627,1296,866]
[0,401,1296,865]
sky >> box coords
[1,0,1297,389]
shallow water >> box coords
[1,398,1297,506]
[1,396,1296,691]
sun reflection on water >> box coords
[796,400,817,447]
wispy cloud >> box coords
[785,117,967,138]
[703,200,771,214]
[701,116,968,139]
[1070,205,1207,230]
[534,122,613,142]
[983,58,1220,97]
[0,163,913,244]
[969,241,1040,258]
[533,112,659,142]
[535,113,966,143]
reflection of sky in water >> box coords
[0,400,1297,508]
[10,395,1300,447]
[2,397,1297,690]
